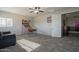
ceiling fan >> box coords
[29,7,44,14]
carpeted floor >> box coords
[0,33,79,52]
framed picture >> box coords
[47,16,52,23]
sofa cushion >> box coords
[0,34,16,48]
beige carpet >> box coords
[17,39,41,52]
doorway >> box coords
[62,11,79,37]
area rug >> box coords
[17,39,40,52]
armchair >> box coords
[0,32,16,49]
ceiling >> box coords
[0,7,79,17]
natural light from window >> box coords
[0,17,13,27]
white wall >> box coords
[33,14,62,37]
[33,14,52,36]
[0,11,27,35]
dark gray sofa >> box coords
[0,32,16,49]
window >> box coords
[0,17,13,27]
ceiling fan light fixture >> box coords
[29,7,44,14]
[34,10,38,13]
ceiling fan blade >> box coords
[39,10,44,12]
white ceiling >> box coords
[0,7,79,17]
